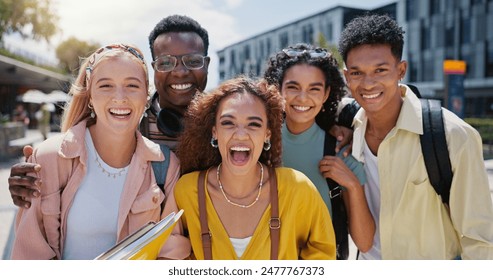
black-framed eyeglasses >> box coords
[152,54,208,72]
[282,48,330,58]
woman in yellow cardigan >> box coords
[174,76,336,260]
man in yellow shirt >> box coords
[339,14,493,259]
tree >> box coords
[316,32,344,70]
[56,37,99,74]
[0,0,59,43]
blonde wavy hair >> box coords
[60,44,149,132]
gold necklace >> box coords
[217,162,263,208]
[95,154,129,178]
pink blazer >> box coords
[11,120,190,259]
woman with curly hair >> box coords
[264,43,375,258]
[174,76,336,259]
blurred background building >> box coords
[217,0,493,118]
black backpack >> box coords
[327,85,453,259]
[323,133,349,260]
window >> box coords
[279,32,289,49]
[408,54,419,82]
[430,0,441,15]
[486,41,493,77]
[243,45,250,60]
[461,17,471,44]
[302,24,314,44]
[326,22,333,41]
[421,25,431,50]
[423,58,434,81]
[445,25,455,46]
[406,0,418,21]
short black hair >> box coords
[148,15,209,59]
[338,14,404,63]
[263,43,345,132]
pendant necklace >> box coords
[217,162,263,208]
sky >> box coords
[4,0,396,91]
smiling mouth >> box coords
[292,105,311,112]
[170,83,193,90]
[230,146,251,162]
[361,92,382,99]
[109,108,131,117]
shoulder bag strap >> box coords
[151,144,171,191]
[420,99,453,204]
[269,167,280,260]
[198,170,212,260]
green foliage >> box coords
[316,32,344,70]
[465,118,493,143]
[0,0,59,42]
[55,37,100,74]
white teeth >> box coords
[171,83,192,90]
[230,146,250,152]
[110,108,131,115]
[293,105,310,111]
[362,93,381,99]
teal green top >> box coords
[281,122,366,217]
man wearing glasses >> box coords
[8,15,210,208]
[142,15,210,150]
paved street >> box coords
[1,130,493,259]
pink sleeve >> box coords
[10,151,59,260]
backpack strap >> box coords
[269,167,280,260]
[323,132,349,260]
[198,170,212,260]
[151,144,171,191]
[420,99,453,204]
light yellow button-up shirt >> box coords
[352,85,493,259]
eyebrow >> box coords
[95,77,144,83]
[219,114,264,122]
[348,62,390,70]
[284,80,324,87]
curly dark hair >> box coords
[148,14,210,59]
[338,13,404,63]
[263,43,345,132]
[177,76,284,174]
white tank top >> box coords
[62,129,128,259]
[358,140,382,260]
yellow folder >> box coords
[95,209,184,260]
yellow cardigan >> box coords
[174,167,336,260]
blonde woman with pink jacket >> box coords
[11,44,189,260]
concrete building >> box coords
[217,3,396,82]
[217,0,493,117]
[400,0,493,117]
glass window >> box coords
[461,17,471,44]
[430,0,441,15]
[486,41,493,77]
[302,24,314,44]
[327,22,333,41]
[421,25,432,50]
[279,32,289,49]
[406,0,418,21]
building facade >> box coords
[217,0,493,117]
[401,0,493,117]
